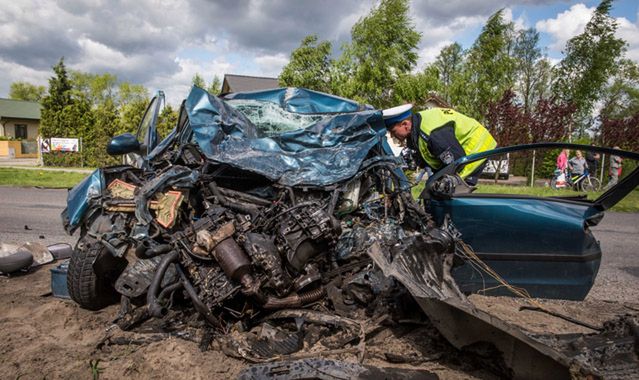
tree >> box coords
[529,58,554,106]
[338,0,421,107]
[9,82,46,101]
[552,0,626,135]
[71,72,118,107]
[599,59,639,120]
[484,90,529,147]
[208,75,223,95]
[118,82,149,135]
[459,9,516,120]
[279,34,333,92]
[392,66,441,107]
[600,113,639,151]
[192,73,206,88]
[434,43,464,104]
[157,104,179,139]
[40,58,74,138]
[513,28,543,112]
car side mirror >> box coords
[107,133,141,156]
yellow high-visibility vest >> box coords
[416,108,497,178]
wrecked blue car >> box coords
[62,86,637,319]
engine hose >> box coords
[147,250,179,318]
[263,287,326,310]
[135,240,172,259]
[176,265,222,327]
[208,182,260,219]
[157,281,183,303]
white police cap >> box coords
[382,104,413,128]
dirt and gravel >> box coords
[1,263,502,380]
[2,259,638,379]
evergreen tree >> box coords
[40,58,74,139]
[192,73,206,88]
[208,75,223,95]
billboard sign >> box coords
[50,137,79,152]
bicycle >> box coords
[551,169,600,192]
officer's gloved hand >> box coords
[432,174,460,197]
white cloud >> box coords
[535,3,594,52]
[617,11,639,62]
[502,7,527,32]
[254,54,289,77]
[0,58,51,97]
[536,4,639,63]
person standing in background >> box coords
[585,145,600,176]
[604,146,623,190]
[569,150,587,176]
[556,149,570,173]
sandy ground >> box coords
[0,263,501,380]
[2,262,637,379]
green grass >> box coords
[2,167,637,212]
[0,168,88,188]
[412,182,639,213]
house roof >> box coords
[0,98,41,120]
[222,74,279,94]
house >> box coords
[0,98,41,158]
[423,93,451,109]
[221,74,279,94]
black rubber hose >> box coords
[147,250,179,318]
[176,265,222,327]
[208,182,260,218]
[136,240,172,259]
[157,281,183,303]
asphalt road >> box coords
[0,186,637,303]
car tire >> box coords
[0,250,34,274]
[67,237,120,310]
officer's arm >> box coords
[426,121,466,166]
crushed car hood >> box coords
[180,86,395,187]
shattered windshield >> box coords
[226,99,325,136]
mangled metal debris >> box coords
[237,358,438,380]
[62,86,639,379]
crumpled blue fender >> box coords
[61,169,105,233]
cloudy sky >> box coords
[1,0,638,105]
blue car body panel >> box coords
[222,87,371,114]
[62,169,104,231]
[153,86,398,187]
[431,195,601,300]
[427,143,639,300]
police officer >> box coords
[383,104,497,186]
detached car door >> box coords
[424,143,639,300]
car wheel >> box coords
[67,236,121,310]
